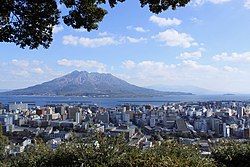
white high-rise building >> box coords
[237,107,244,119]
[122,112,130,124]
[75,112,80,124]
[223,123,230,138]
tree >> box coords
[211,141,250,167]
[0,124,8,161]
[0,0,190,49]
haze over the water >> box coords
[1,0,250,94]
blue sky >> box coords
[1,0,250,93]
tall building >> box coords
[194,119,207,132]
[96,111,109,124]
[68,107,82,122]
[0,114,14,133]
[55,106,66,115]
[75,112,80,124]
[122,112,130,124]
[223,123,230,138]
[237,106,244,119]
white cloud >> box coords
[182,60,218,72]
[122,60,136,69]
[0,60,63,89]
[213,52,250,62]
[244,0,250,9]
[127,26,149,33]
[62,35,118,48]
[126,37,147,43]
[190,17,203,24]
[153,29,195,48]
[53,25,64,34]
[11,59,29,68]
[62,34,146,47]
[98,32,109,36]
[209,0,231,4]
[4,59,58,84]
[10,60,52,76]
[132,61,176,81]
[119,59,249,93]
[62,35,79,45]
[134,27,149,33]
[177,51,202,60]
[192,0,205,6]
[33,68,44,74]
[192,0,230,6]
[11,70,30,77]
[118,60,222,89]
[149,15,182,27]
[57,59,106,72]
[74,28,87,33]
[78,37,117,48]
[223,66,240,73]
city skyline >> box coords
[1,0,250,93]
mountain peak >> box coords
[70,70,80,74]
[2,71,191,97]
[70,70,88,75]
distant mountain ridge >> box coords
[0,89,11,93]
[147,85,223,95]
[2,71,192,97]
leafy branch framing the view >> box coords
[0,0,190,49]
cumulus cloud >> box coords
[62,35,79,45]
[192,0,231,6]
[244,0,250,9]
[209,0,231,4]
[213,52,250,62]
[119,59,248,93]
[74,28,87,33]
[127,26,149,33]
[98,32,110,36]
[11,70,30,77]
[177,51,202,60]
[57,59,106,72]
[11,59,29,68]
[122,60,136,69]
[128,60,176,82]
[62,34,147,47]
[153,29,196,48]
[126,37,147,43]
[62,35,118,48]
[223,66,241,73]
[149,15,182,27]
[119,60,223,88]
[3,59,60,84]
[33,68,44,74]
[182,60,218,72]
[53,25,64,34]
[134,27,149,33]
[190,17,203,24]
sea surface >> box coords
[1,95,250,108]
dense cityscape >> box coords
[1,1,250,166]
[0,100,249,157]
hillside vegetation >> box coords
[0,133,249,167]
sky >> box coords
[1,0,250,93]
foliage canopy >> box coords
[0,0,190,49]
[6,136,216,167]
